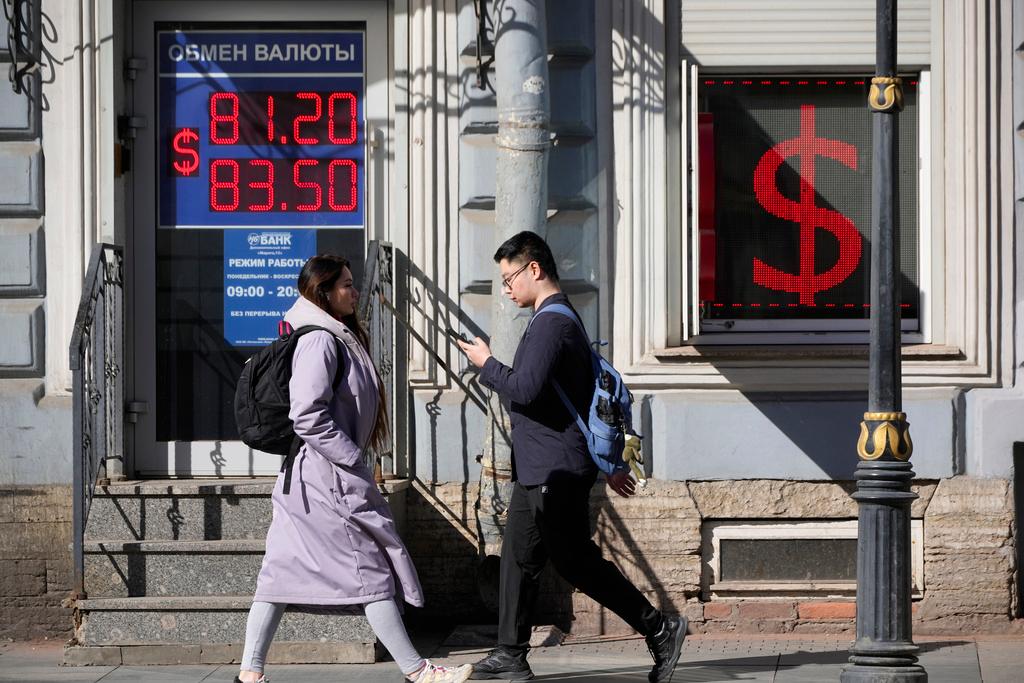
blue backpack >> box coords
[531,304,638,476]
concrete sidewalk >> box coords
[1,634,1020,682]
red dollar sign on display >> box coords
[172,128,200,176]
[752,105,862,306]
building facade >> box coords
[0,0,1021,645]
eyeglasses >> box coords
[501,262,531,290]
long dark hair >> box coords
[297,254,389,455]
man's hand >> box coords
[606,470,637,498]
[456,336,493,368]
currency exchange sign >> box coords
[698,78,920,325]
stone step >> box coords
[84,479,275,542]
[73,596,375,663]
[85,478,411,541]
[84,539,265,598]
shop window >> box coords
[691,75,927,341]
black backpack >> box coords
[233,323,344,493]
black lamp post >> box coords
[841,1,927,681]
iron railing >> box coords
[70,243,125,597]
[359,240,396,480]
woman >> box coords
[236,255,471,683]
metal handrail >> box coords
[359,241,396,481]
[70,243,125,598]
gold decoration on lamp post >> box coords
[868,76,904,112]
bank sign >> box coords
[157,28,366,230]
[223,229,316,346]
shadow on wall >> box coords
[392,0,687,635]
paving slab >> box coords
[89,665,222,682]
[2,634,1021,683]
[777,649,850,666]
[914,639,982,683]
[776,665,848,683]
[0,643,114,683]
[978,640,1022,683]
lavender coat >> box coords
[252,296,424,607]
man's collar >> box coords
[534,290,566,312]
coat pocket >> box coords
[333,464,389,514]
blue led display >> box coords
[157,29,366,229]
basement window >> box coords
[701,520,924,598]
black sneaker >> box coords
[469,647,535,680]
[645,614,688,682]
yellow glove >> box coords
[622,436,647,488]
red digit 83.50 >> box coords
[209,158,358,213]
[209,91,358,146]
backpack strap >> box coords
[290,325,347,390]
[280,325,347,495]
[530,304,594,438]
[282,434,303,495]
[530,303,588,341]
[550,379,592,438]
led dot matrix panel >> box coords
[158,27,366,229]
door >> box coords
[129,1,388,476]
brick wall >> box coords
[403,477,1021,637]
[0,486,74,640]
[700,600,858,635]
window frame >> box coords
[684,70,933,346]
[611,1,1009,392]
[701,519,925,599]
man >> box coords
[456,231,687,682]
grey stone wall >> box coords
[413,387,961,484]
[638,390,958,481]
[0,485,73,640]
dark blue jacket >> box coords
[479,293,597,486]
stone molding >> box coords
[41,0,116,395]
[609,0,670,366]
[0,300,44,377]
[398,0,461,382]
[0,220,45,297]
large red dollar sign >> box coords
[172,128,200,176]
[752,105,861,305]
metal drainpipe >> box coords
[476,0,550,599]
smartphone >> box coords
[445,327,471,344]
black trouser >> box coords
[498,479,662,650]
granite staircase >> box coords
[64,478,409,666]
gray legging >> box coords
[240,599,425,676]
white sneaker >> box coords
[407,660,473,683]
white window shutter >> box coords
[680,0,931,68]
